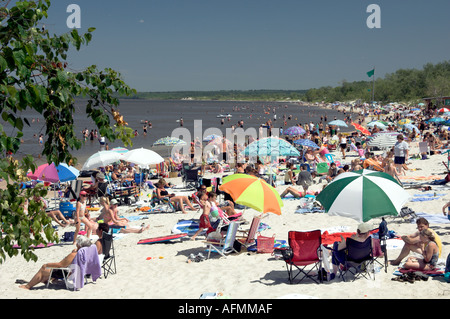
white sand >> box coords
[2,148,450,299]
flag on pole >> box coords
[367,69,375,78]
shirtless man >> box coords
[97,198,149,234]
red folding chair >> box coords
[285,230,323,284]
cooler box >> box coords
[59,201,76,219]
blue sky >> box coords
[41,0,450,92]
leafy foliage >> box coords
[0,0,135,263]
[303,61,450,104]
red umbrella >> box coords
[351,122,371,136]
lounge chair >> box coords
[149,190,176,213]
[338,237,375,281]
[101,231,116,278]
[285,230,323,284]
[236,215,262,248]
[46,245,101,290]
[183,168,201,189]
[204,221,239,259]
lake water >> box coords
[3,99,355,164]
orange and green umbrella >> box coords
[218,174,283,215]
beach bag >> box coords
[62,231,74,242]
[257,235,275,254]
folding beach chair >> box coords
[101,231,116,278]
[398,206,417,222]
[339,237,375,281]
[236,215,262,248]
[46,245,101,290]
[419,141,430,156]
[324,153,335,163]
[204,221,239,259]
[183,168,201,189]
[285,230,323,284]
[149,190,176,213]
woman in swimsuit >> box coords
[403,228,439,271]
[155,180,196,214]
[73,191,98,244]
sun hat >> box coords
[80,190,88,196]
[357,222,372,234]
[110,199,119,205]
[96,172,105,180]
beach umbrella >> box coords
[366,134,397,149]
[121,147,164,167]
[292,139,320,149]
[438,108,450,113]
[203,134,222,142]
[397,118,411,126]
[243,137,300,157]
[426,117,445,124]
[367,121,387,130]
[153,136,187,146]
[351,122,371,135]
[27,163,78,183]
[110,147,129,154]
[55,163,79,182]
[283,126,306,136]
[218,174,283,215]
[316,169,410,222]
[403,123,420,133]
[82,150,123,170]
[328,120,348,127]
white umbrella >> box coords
[367,134,397,149]
[82,151,123,170]
[121,147,164,167]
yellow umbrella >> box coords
[398,118,411,126]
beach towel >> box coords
[409,196,443,202]
[70,245,101,290]
[415,212,450,224]
[123,215,148,222]
[295,207,324,214]
[393,267,445,277]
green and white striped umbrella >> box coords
[316,169,410,222]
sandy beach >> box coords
[2,136,450,300]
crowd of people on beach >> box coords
[14,102,450,290]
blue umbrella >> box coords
[283,126,306,136]
[55,163,79,182]
[243,137,300,157]
[328,120,348,127]
[293,139,320,149]
[427,117,445,124]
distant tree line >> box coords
[125,90,307,101]
[303,61,450,105]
